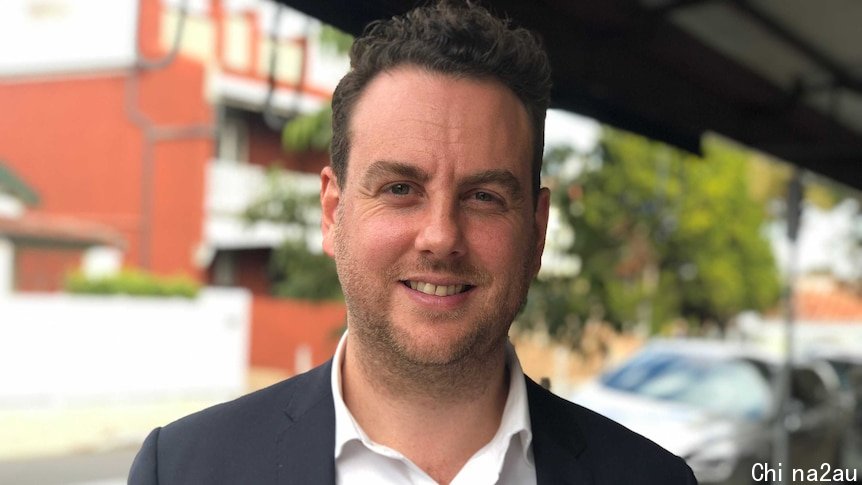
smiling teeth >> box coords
[408,281,465,296]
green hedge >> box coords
[65,269,200,299]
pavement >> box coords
[0,448,137,485]
[0,368,291,484]
[0,398,233,485]
[0,398,225,461]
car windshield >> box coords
[600,349,773,420]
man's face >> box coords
[321,66,550,367]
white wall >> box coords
[82,245,123,278]
[0,288,250,408]
[0,192,24,218]
[0,0,139,77]
[204,162,322,251]
[0,238,12,297]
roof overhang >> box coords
[276,0,862,190]
[0,163,40,206]
[0,214,126,249]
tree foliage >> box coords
[318,24,354,55]
[268,241,342,301]
[522,129,781,341]
[281,22,349,154]
[746,153,861,211]
[245,23,352,301]
[244,167,342,301]
[281,106,332,153]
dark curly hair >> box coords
[330,1,552,200]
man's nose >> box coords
[414,201,466,258]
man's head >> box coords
[320,2,552,387]
[330,1,552,201]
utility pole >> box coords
[772,167,803,484]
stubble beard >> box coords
[333,223,536,401]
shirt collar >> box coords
[331,331,533,462]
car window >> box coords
[791,367,829,407]
[828,360,850,388]
[824,359,862,392]
[602,350,773,419]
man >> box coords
[129,2,696,484]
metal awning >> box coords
[276,0,862,190]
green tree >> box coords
[244,167,342,301]
[243,24,352,301]
[281,25,350,154]
[747,152,862,211]
[281,106,331,152]
[523,128,781,340]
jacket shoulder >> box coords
[527,379,696,484]
[161,359,330,439]
[129,361,334,484]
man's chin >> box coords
[389,325,487,366]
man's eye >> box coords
[387,183,412,195]
[474,191,496,202]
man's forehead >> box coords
[351,66,529,124]
[345,66,533,174]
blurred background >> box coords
[0,0,859,484]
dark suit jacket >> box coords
[129,360,697,484]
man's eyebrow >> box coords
[361,160,430,185]
[459,169,524,200]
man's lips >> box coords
[401,280,474,296]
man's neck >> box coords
[341,335,510,484]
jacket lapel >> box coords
[269,362,594,484]
[527,378,593,485]
[276,359,337,485]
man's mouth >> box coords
[402,280,473,296]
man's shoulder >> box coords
[165,360,331,433]
[150,360,334,467]
[129,362,336,484]
[527,379,696,483]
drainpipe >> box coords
[125,0,214,270]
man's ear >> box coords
[532,187,551,277]
[320,166,340,258]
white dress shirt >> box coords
[332,332,537,485]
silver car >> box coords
[571,339,853,485]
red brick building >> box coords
[0,0,346,374]
[0,163,125,293]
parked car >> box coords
[571,339,853,485]
[807,348,862,468]
[808,348,862,428]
